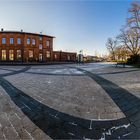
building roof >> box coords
[53,51,77,54]
[0,30,55,38]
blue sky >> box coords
[0,0,134,56]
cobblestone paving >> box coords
[0,86,50,140]
[5,72,124,120]
[0,69,11,75]
[0,63,139,139]
[27,68,84,76]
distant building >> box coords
[84,55,102,62]
[0,29,76,63]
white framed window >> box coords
[29,50,33,58]
[9,50,14,60]
[39,53,43,61]
[46,40,50,46]
[10,38,14,44]
[32,39,36,45]
[17,50,21,59]
[2,38,6,44]
[39,44,43,50]
[67,55,70,60]
[2,50,6,60]
[55,54,57,59]
[46,51,50,58]
[17,38,21,44]
[27,38,30,45]
[39,36,43,41]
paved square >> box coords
[0,63,140,139]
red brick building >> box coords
[0,30,76,63]
[53,51,76,62]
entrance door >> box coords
[9,50,14,61]
[39,53,43,62]
[2,50,6,61]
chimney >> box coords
[1,28,3,31]
[21,29,23,32]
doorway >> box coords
[39,53,43,62]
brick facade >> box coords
[53,51,77,62]
[0,30,76,63]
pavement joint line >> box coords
[6,114,19,137]
[25,129,34,140]
[21,102,32,111]
[14,113,21,120]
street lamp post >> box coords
[78,50,84,64]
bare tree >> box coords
[118,2,140,56]
[117,27,140,55]
[106,38,117,60]
[127,1,140,29]
[114,45,130,61]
